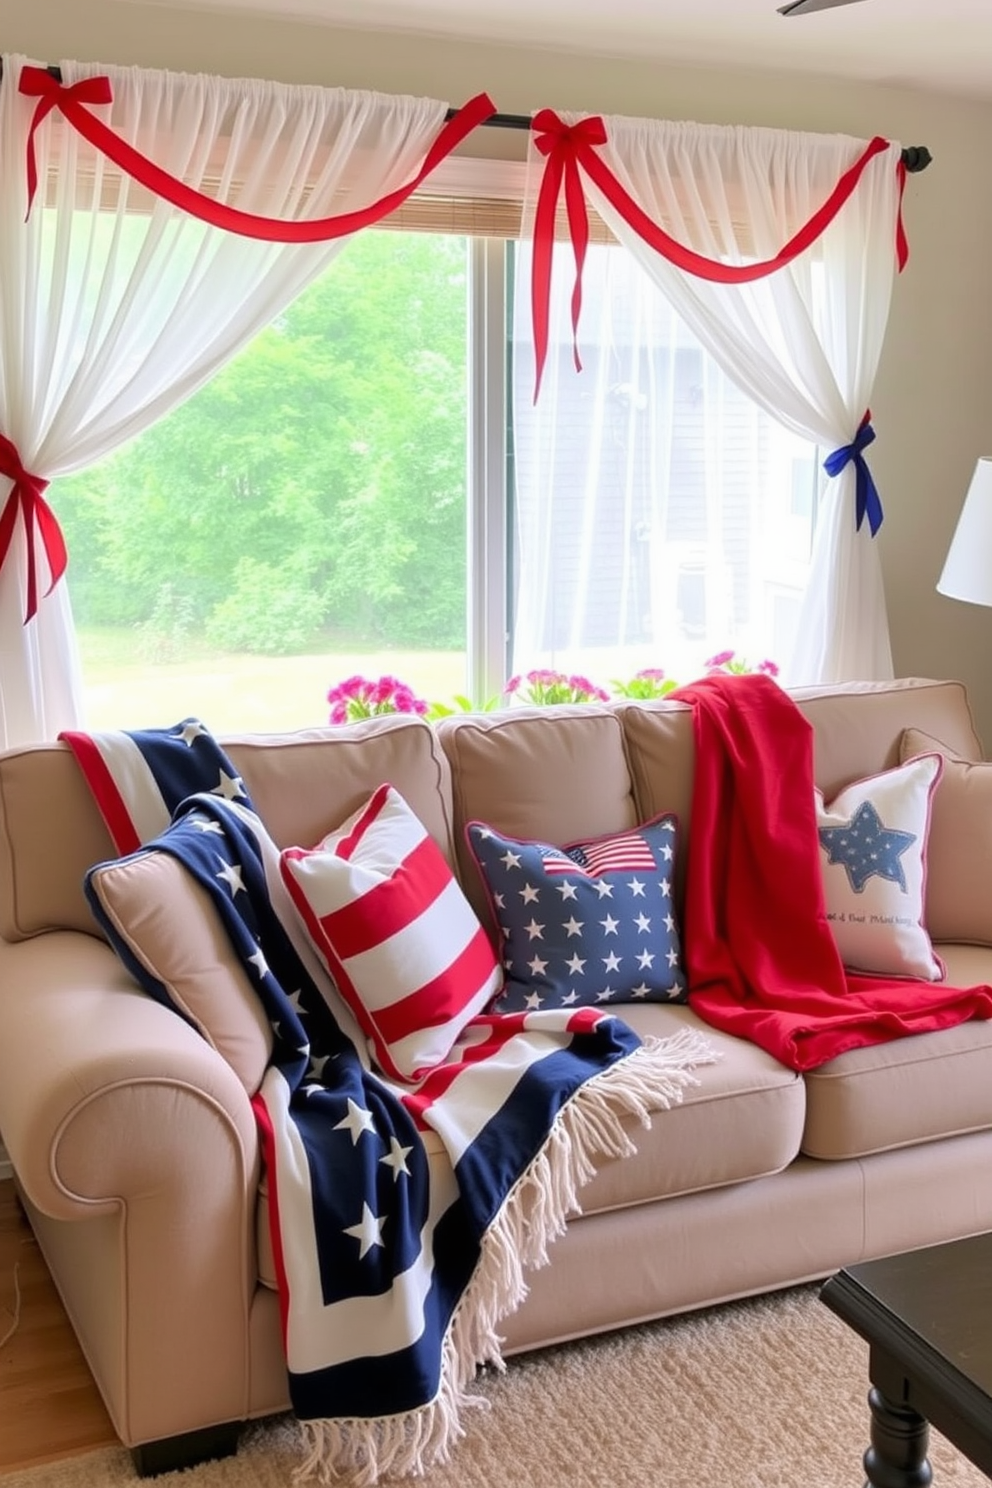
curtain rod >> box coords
[0,66,931,172]
[447,107,933,172]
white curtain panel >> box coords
[531,116,904,685]
[0,54,450,746]
[510,240,800,689]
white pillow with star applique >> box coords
[815,753,944,981]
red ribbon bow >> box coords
[0,435,68,623]
[528,114,905,402]
[530,110,608,403]
[19,67,115,217]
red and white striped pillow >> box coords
[279,783,503,1082]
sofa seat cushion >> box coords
[576,1004,805,1214]
[802,944,992,1159]
[254,1002,804,1288]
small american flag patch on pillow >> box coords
[279,783,503,1082]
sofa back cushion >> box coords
[900,725,992,945]
[618,677,982,918]
[0,713,456,943]
[436,705,639,933]
[616,703,696,913]
[792,677,982,797]
[225,715,455,863]
[0,679,980,945]
[0,744,116,940]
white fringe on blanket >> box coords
[295,1025,719,1485]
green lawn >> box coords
[77,630,468,734]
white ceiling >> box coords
[122,0,992,102]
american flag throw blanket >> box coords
[61,719,714,1484]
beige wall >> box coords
[3,1,992,744]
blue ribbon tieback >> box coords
[823,412,883,536]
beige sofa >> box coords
[2,676,992,1475]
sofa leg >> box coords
[130,1422,241,1477]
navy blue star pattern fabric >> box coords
[467,814,687,1011]
[63,719,694,1477]
[818,799,916,894]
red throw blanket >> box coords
[674,672,992,1070]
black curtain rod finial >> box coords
[902,145,933,174]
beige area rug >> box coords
[3,1285,987,1488]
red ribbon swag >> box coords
[18,67,497,238]
[7,67,496,622]
[528,108,908,401]
[0,435,68,624]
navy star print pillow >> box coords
[465,814,687,1011]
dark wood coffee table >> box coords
[821,1232,992,1486]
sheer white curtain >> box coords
[523,117,904,685]
[0,55,450,746]
[511,240,816,688]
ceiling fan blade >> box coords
[778,0,868,14]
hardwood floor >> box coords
[0,1179,118,1473]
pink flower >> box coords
[703,650,781,679]
[503,667,607,706]
[610,668,679,700]
[369,678,396,707]
[327,673,429,724]
[578,683,610,703]
[392,685,428,716]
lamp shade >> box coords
[937,457,992,607]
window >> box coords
[51,222,819,733]
[510,240,821,689]
[53,229,472,731]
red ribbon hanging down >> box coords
[530,110,608,402]
[529,108,906,402]
[895,157,909,269]
[18,66,497,238]
[0,435,68,624]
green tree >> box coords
[51,229,469,653]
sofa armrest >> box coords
[0,931,259,1212]
[0,930,264,1444]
